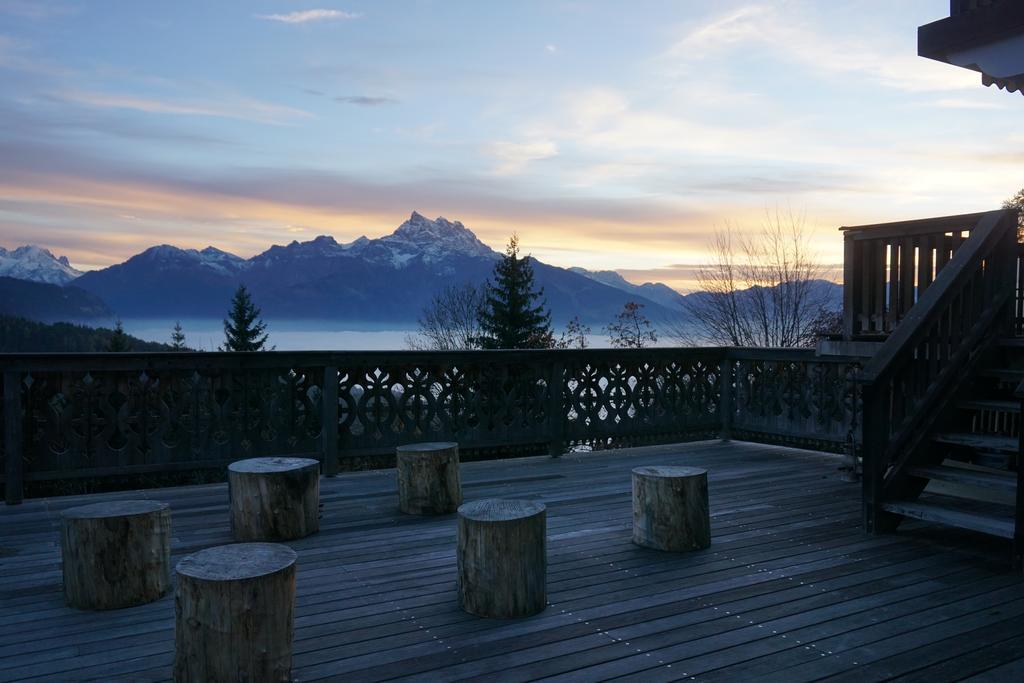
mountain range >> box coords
[1,212,842,327]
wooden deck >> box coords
[2,440,1023,682]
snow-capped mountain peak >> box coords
[134,244,248,275]
[354,211,499,268]
[0,245,83,285]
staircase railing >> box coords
[859,209,1019,532]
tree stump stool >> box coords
[60,500,171,610]
[457,499,546,618]
[396,442,463,515]
[632,466,711,552]
[174,543,297,683]
[228,457,319,541]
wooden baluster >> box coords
[321,366,339,477]
[547,359,565,457]
[900,237,916,316]
[936,233,952,275]
[718,354,733,440]
[918,235,935,299]
[872,240,886,333]
[887,241,900,331]
[3,371,23,505]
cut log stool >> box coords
[457,499,546,618]
[396,442,463,515]
[228,457,320,541]
[632,466,711,552]
[174,543,297,683]
[60,500,171,610]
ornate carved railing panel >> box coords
[858,209,1019,532]
[727,349,860,452]
[841,212,992,339]
[5,357,325,483]
[0,348,864,502]
[561,349,723,448]
[333,352,554,454]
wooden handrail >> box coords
[840,211,991,236]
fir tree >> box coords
[170,321,186,350]
[221,285,269,352]
[477,235,553,349]
[107,319,132,352]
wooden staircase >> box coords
[846,209,1024,568]
[885,338,1023,545]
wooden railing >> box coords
[858,209,1019,532]
[841,212,994,339]
[0,347,862,503]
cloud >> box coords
[545,44,557,53]
[489,140,558,175]
[667,3,978,93]
[0,1,75,20]
[333,95,398,106]
[48,89,313,125]
[933,97,1005,110]
[257,9,360,24]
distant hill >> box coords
[569,268,686,309]
[0,277,113,323]
[0,315,181,352]
[72,212,688,325]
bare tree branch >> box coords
[669,210,834,348]
[405,283,484,350]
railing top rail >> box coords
[723,347,863,363]
[858,209,1016,385]
[0,346,732,372]
[840,210,1002,239]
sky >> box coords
[0,0,1020,292]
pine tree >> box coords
[107,319,132,352]
[221,285,269,352]
[170,321,186,350]
[478,235,554,349]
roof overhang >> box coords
[918,1,1024,96]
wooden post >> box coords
[860,382,899,533]
[174,543,296,683]
[61,500,171,609]
[396,442,462,515]
[1014,382,1024,571]
[547,360,565,457]
[4,371,23,506]
[322,366,339,477]
[842,233,858,340]
[228,457,320,541]
[718,354,733,441]
[631,466,710,552]
[457,499,546,618]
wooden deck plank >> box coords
[0,440,1020,683]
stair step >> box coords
[958,399,1020,412]
[907,464,1017,493]
[978,368,1024,381]
[932,433,1019,454]
[881,499,1015,539]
